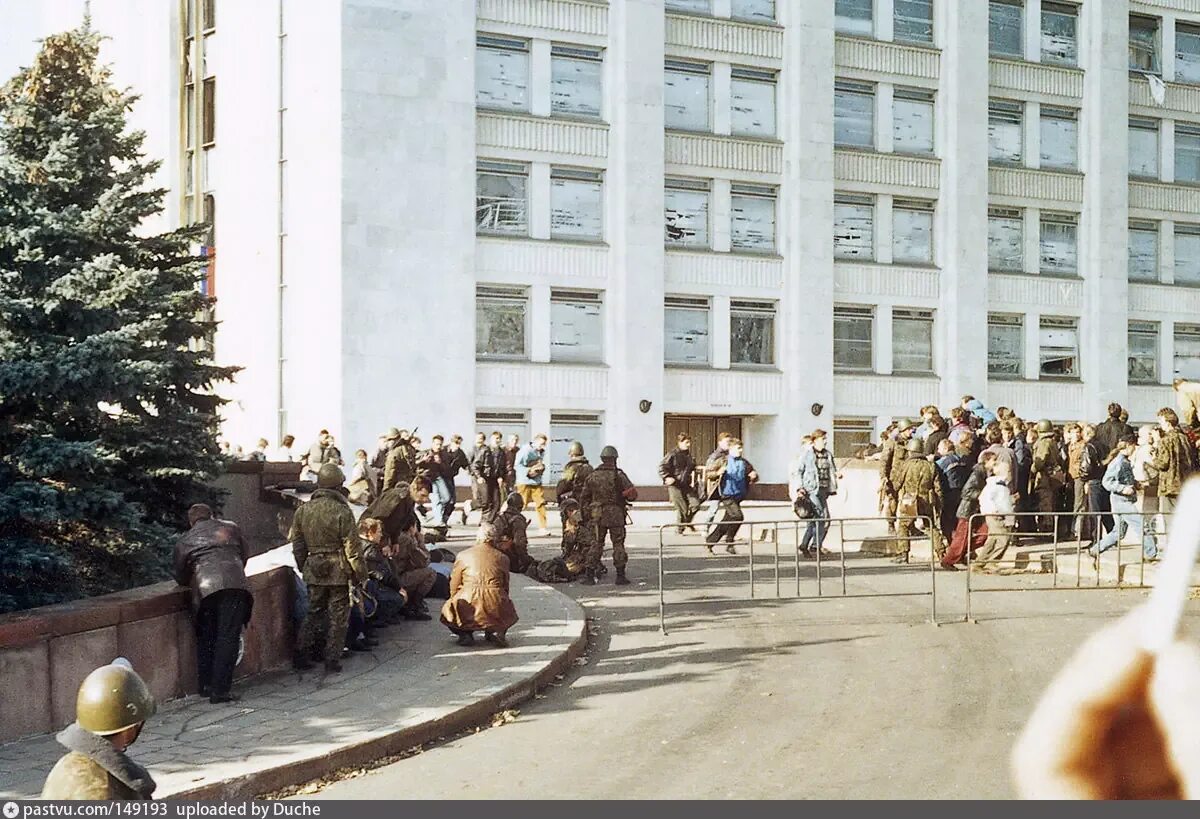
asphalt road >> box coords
[310,533,1192,799]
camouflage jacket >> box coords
[1153,429,1197,496]
[561,521,597,569]
[580,464,636,527]
[494,509,530,554]
[889,444,910,489]
[897,457,941,509]
[41,724,155,801]
[290,489,365,585]
[1031,434,1065,489]
[555,456,594,502]
[382,442,417,492]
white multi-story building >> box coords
[6,0,1200,484]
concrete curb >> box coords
[167,590,589,800]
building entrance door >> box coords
[662,415,743,461]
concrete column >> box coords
[712,0,732,18]
[1024,207,1042,275]
[530,39,551,117]
[712,178,732,252]
[1162,220,1176,285]
[1081,0,1130,414]
[713,62,732,136]
[1024,0,1042,63]
[937,0,990,406]
[530,284,551,363]
[530,162,551,240]
[877,84,895,154]
[876,0,894,42]
[1161,320,1175,386]
[1025,311,1043,379]
[530,408,552,440]
[877,194,894,264]
[877,305,895,375]
[606,0,665,484]
[1162,120,1176,184]
[712,295,732,369]
[1163,15,1177,83]
[1026,101,1041,169]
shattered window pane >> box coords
[988,316,1023,377]
[1040,109,1077,169]
[1128,323,1159,383]
[1130,16,1161,73]
[476,40,529,112]
[1174,326,1200,379]
[988,101,1023,164]
[893,312,934,373]
[1175,229,1200,286]
[893,206,933,264]
[893,91,934,155]
[834,201,875,260]
[1129,224,1159,282]
[1129,119,1159,178]
[476,169,528,235]
[664,64,710,131]
[476,290,528,359]
[1178,24,1200,84]
[550,293,603,363]
[1039,320,1079,378]
[664,185,710,248]
[1175,128,1200,183]
[1041,2,1078,66]
[666,0,711,12]
[989,0,1023,57]
[836,0,873,37]
[894,0,933,45]
[730,0,775,23]
[664,303,711,365]
[988,213,1023,271]
[550,175,603,241]
[833,309,873,371]
[731,192,776,252]
[731,304,776,366]
[1040,218,1077,275]
[547,419,603,483]
[835,82,874,148]
[731,76,776,137]
[551,53,602,118]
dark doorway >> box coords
[662,415,744,460]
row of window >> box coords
[987,208,1078,275]
[476,287,779,368]
[1128,118,1200,184]
[834,81,935,155]
[475,410,605,484]
[836,0,935,47]
[1129,222,1200,287]
[834,194,934,265]
[1128,13,1200,80]
[987,100,1078,170]
[988,0,1080,66]
[665,0,776,25]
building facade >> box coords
[6,0,1200,484]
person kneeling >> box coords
[526,499,599,584]
[440,522,519,648]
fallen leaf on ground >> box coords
[573,657,588,666]
[491,709,520,727]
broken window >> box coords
[476,286,528,359]
[1129,221,1160,283]
[730,184,776,253]
[550,167,603,241]
[989,0,1024,58]
[1175,224,1200,286]
[1039,316,1079,379]
[894,0,933,45]
[1040,213,1078,275]
[833,306,874,371]
[730,300,776,367]
[665,60,711,132]
[988,314,1024,378]
[1178,23,1200,84]
[664,178,710,248]
[731,0,775,24]
[664,296,711,365]
[476,161,528,235]
[893,199,934,264]
[665,0,711,13]
[202,77,215,146]
[550,290,603,363]
[1040,2,1078,66]
[836,0,873,36]
[834,194,875,261]
[893,308,934,374]
[1128,321,1159,384]
[833,418,875,459]
[548,414,603,483]
[835,80,875,148]
[1129,15,1161,74]
[988,207,1024,272]
[476,411,530,445]
[1174,324,1200,380]
[730,67,776,138]
[893,87,934,155]
[551,45,603,119]
[1040,106,1078,170]
[476,36,530,112]
[1129,118,1160,179]
[1175,125,1200,183]
[988,99,1023,165]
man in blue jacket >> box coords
[515,434,549,536]
[795,429,838,556]
[1089,433,1158,566]
[703,438,758,555]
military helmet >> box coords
[506,491,525,513]
[568,441,585,458]
[1036,419,1054,433]
[559,497,581,513]
[384,427,402,441]
[897,418,915,432]
[905,437,924,454]
[316,463,345,489]
[600,445,618,460]
[76,661,156,736]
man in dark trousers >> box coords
[659,433,700,535]
[580,446,639,585]
[1093,403,1134,461]
[703,438,758,555]
[471,431,507,520]
[173,504,253,704]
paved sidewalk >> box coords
[0,575,586,800]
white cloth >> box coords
[979,477,1015,525]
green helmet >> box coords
[905,437,924,454]
[316,463,345,488]
[1036,419,1054,433]
[76,662,156,735]
[897,418,915,432]
[600,445,618,460]
[568,441,585,458]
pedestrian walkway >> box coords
[0,575,586,800]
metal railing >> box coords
[656,515,938,634]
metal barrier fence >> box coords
[656,516,938,634]
[963,509,1176,622]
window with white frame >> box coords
[550,289,603,363]
[550,45,602,119]
[1040,106,1078,170]
[835,0,873,37]
[664,178,710,248]
[730,67,776,138]
[990,0,1024,58]
[893,308,935,374]
[988,100,1023,164]
[476,410,529,444]
[664,296,711,365]
[1176,224,1200,286]
[1175,324,1200,380]
[1130,15,1161,74]
[547,413,603,483]
[665,0,711,13]
[833,306,874,372]
[1129,118,1160,179]
[1039,316,1079,378]
[1176,125,1200,184]
[550,167,603,241]
[894,0,933,45]
[730,300,776,367]
[834,80,875,149]
[476,161,528,235]
[893,199,934,264]
[833,418,876,459]
[730,184,777,253]
[730,0,775,24]
[476,36,529,112]
[476,285,528,360]
[664,60,711,132]
[893,87,935,155]
[1128,321,1159,384]
[1041,2,1078,66]
[1129,221,1160,283]
[1040,213,1078,276]
[988,314,1024,378]
[988,207,1024,272]
[834,194,875,261]
[1178,23,1200,85]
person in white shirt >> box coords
[974,460,1015,571]
[274,434,296,463]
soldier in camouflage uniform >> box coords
[579,446,638,585]
[554,441,594,512]
[880,419,915,532]
[494,491,533,573]
[526,500,599,584]
[1030,419,1066,533]
[894,437,944,564]
[382,431,418,492]
[291,463,366,672]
